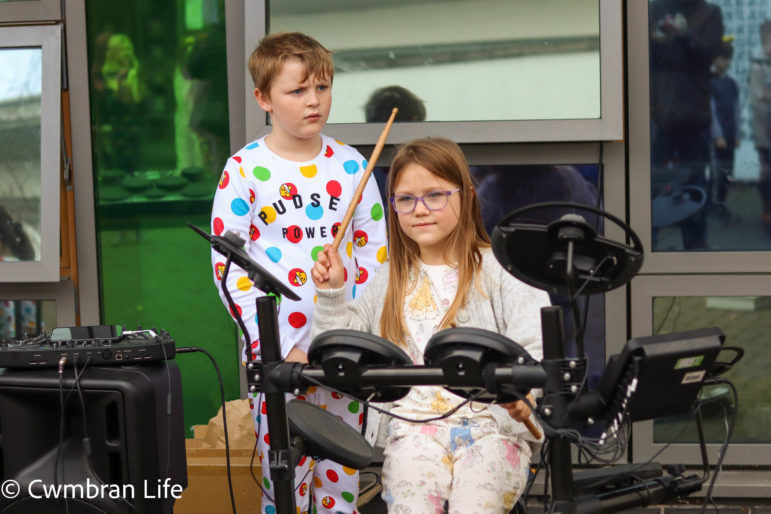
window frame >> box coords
[0,0,60,22]
[244,0,623,145]
[0,24,62,282]
[631,274,771,489]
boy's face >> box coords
[254,57,332,145]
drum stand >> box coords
[192,217,740,514]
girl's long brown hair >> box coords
[380,138,490,348]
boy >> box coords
[751,20,771,235]
[210,32,387,513]
[710,37,739,218]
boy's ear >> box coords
[254,87,272,113]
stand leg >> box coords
[540,306,576,502]
[256,296,296,514]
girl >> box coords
[311,137,550,513]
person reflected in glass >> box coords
[750,20,771,237]
[0,205,39,339]
[474,165,605,392]
[366,86,427,212]
[182,16,229,178]
[364,85,426,123]
[710,37,740,220]
[649,0,724,250]
[92,33,146,177]
[0,205,34,262]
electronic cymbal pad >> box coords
[492,202,643,296]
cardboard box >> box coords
[175,399,261,513]
[175,441,261,513]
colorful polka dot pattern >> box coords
[211,135,387,513]
[251,391,364,514]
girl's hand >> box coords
[500,393,535,422]
[311,244,345,289]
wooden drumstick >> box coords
[331,107,398,251]
[524,418,542,440]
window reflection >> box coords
[271,0,600,123]
[0,299,54,338]
[650,0,771,252]
[0,47,42,261]
[652,295,771,444]
[86,0,238,437]
[87,0,229,206]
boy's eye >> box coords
[291,88,304,95]
[317,84,329,92]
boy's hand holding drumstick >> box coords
[313,108,398,289]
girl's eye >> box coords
[425,191,445,200]
[394,195,414,205]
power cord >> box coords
[176,346,237,514]
[69,357,139,512]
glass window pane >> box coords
[270,0,600,123]
[86,0,236,436]
[652,295,770,444]
[0,300,55,338]
[0,48,42,262]
[649,1,771,251]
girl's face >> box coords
[393,163,461,265]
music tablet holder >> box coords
[491,202,742,513]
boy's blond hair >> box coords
[248,32,334,97]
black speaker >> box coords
[0,362,187,513]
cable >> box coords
[700,378,738,513]
[55,356,67,491]
[72,357,91,455]
[653,297,678,335]
[300,373,488,425]
[175,346,237,514]
[70,357,140,512]
[156,335,174,477]
[220,256,252,356]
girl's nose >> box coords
[413,198,430,214]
